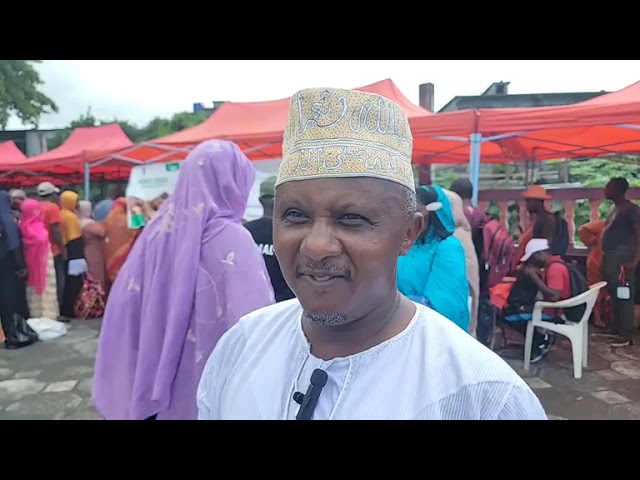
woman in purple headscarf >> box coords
[92,140,275,420]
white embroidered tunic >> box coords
[197,300,547,420]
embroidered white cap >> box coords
[520,238,550,263]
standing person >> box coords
[397,185,470,332]
[0,192,38,349]
[245,176,295,303]
[449,178,486,255]
[94,184,123,222]
[59,191,87,320]
[103,198,140,287]
[197,87,546,420]
[37,182,66,310]
[19,199,60,321]
[513,185,569,270]
[93,140,275,420]
[449,177,488,294]
[78,200,107,291]
[578,219,609,328]
[449,178,494,344]
[601,178,640,347]
[445,189,480,337]
[9,189,26,221]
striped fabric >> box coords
[198,300,547,420]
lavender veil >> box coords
[93,140,275,420]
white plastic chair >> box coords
[524,281,607,379]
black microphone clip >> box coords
[295,368,328,420]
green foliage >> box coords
[47,109,209,150]
[0,60,58,130]
[432,156,640,247]
[47,107,99,149]
[569,157,640,244]
[569,157,640,188]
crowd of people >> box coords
[0,183,162,349]
[92,86,548,420]
[2,85,638,420]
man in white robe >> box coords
[197,87,547,420]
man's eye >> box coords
[339,214,370,225]
[283,209,307,221]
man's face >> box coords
[274,177,421,326]
[525,198,542,214]
[10,197,23,211]
[604,181,616,200]
[528,251,548,269]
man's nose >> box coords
[300,219,342,262]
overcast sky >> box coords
[7,60,640,131]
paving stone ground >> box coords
[1,319,639,419]
[496,327,640,420]
[0,319,101,420]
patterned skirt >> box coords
[26,251,60,320]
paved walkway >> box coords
[1,320,639,419]
[0,320,101,420]
[497,328,640,420]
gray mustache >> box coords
[304,262,350,277]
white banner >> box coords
[125,162,181,229]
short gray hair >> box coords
[400,185,417,221]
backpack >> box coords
[482,219,516,288]
[505,271,540,316]
[464,206,486,261]
[547,260,589,323]
[549,213,570,256]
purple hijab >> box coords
[93,140,275,420]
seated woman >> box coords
[397,185,470,331]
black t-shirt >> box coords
[602,200,640,253]
[245,217,295,303]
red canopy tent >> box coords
[0,140,62,187]
[412,79,640,203]
[0,141,27,163]
[111,79,476,165]
[0,124,135,186]
[464,80,640,164]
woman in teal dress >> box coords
[397,185,470,331]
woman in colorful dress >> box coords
[78,200,107,291]
[19,199,60,320]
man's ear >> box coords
[400,212,423,256]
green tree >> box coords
[0,60,58,130]
[47,107,99,149]
[47,109,210,149]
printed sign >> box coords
[125,162,181,229]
